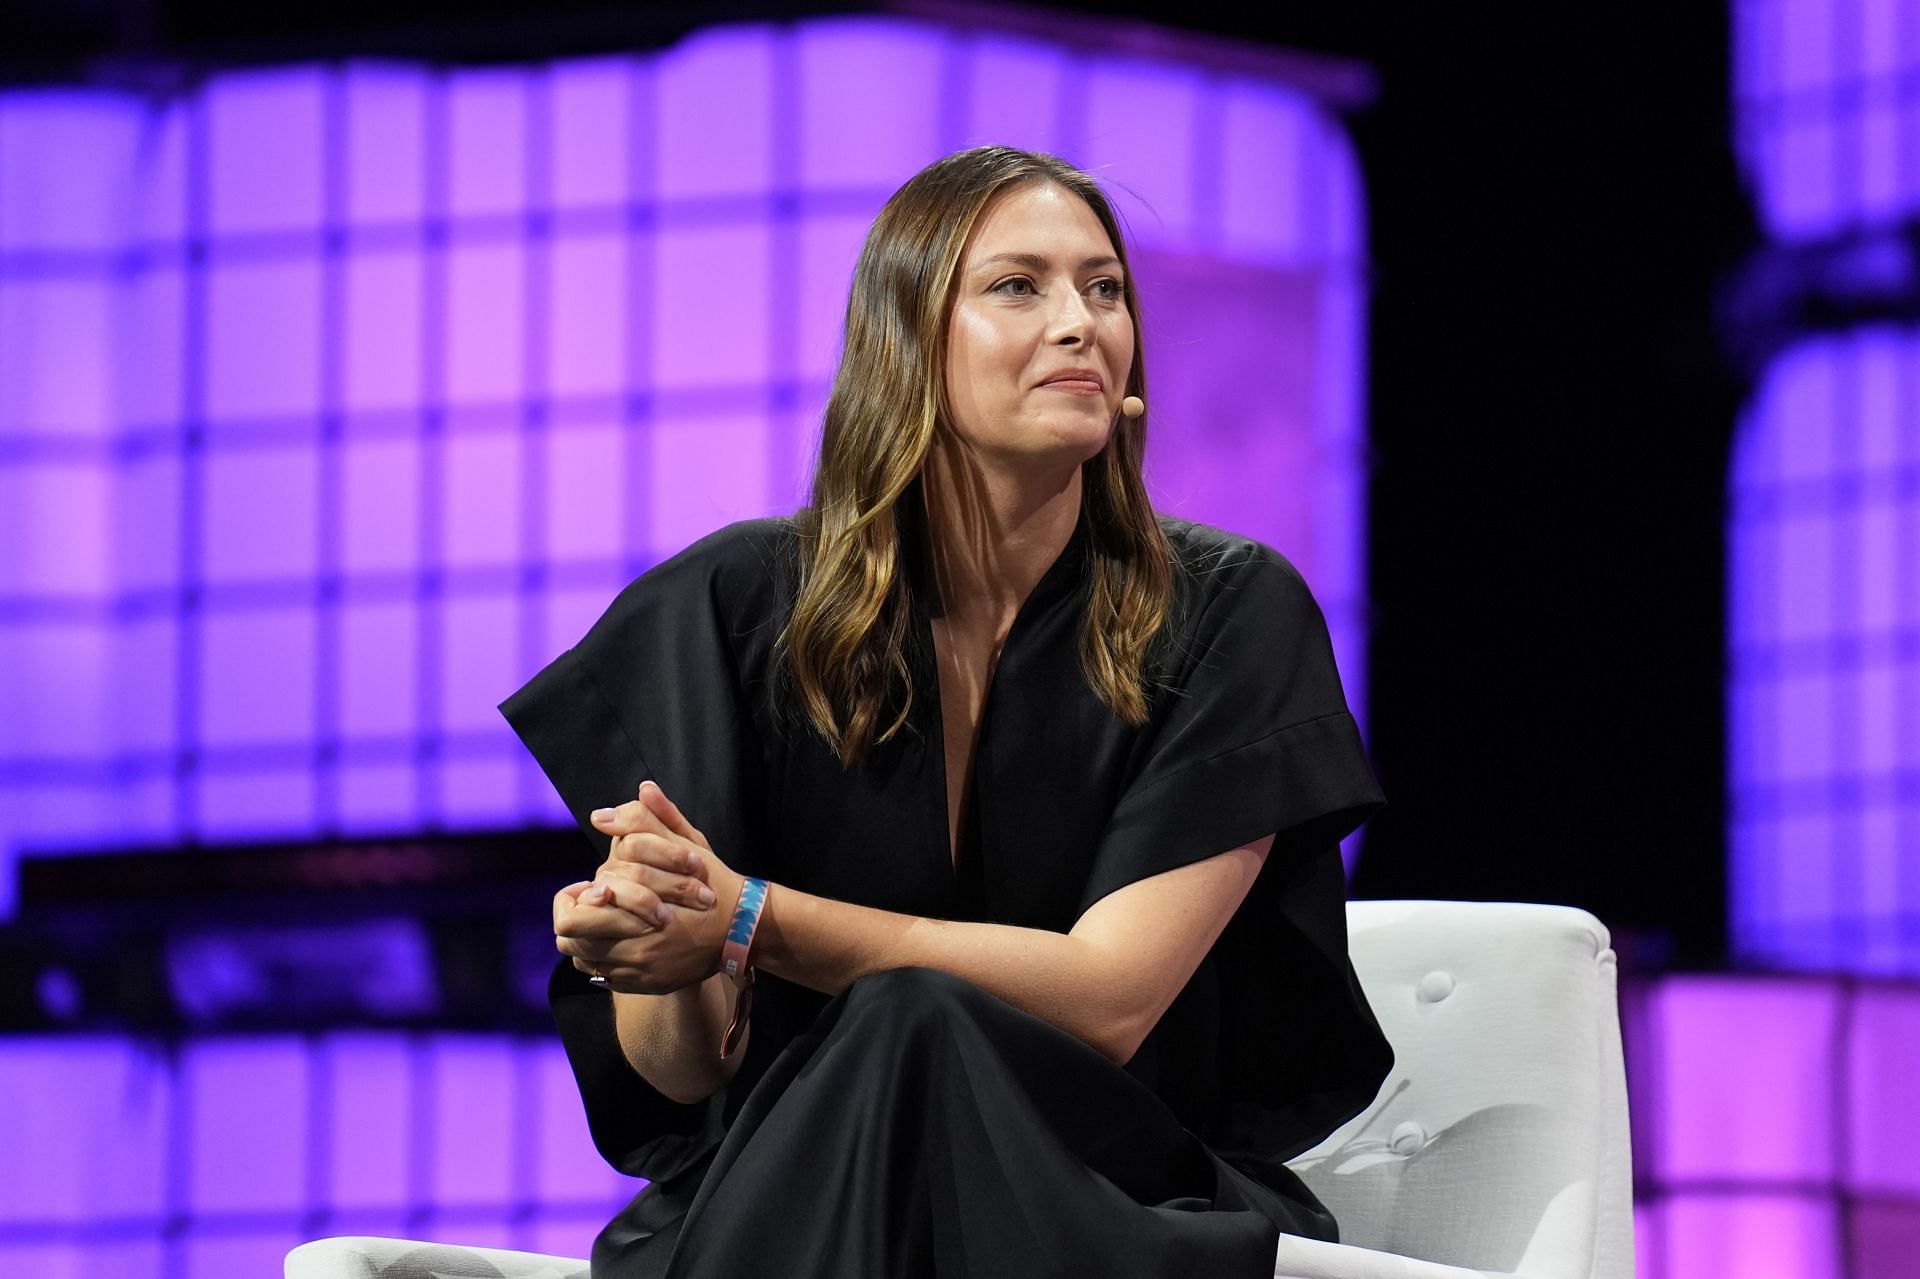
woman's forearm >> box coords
[754,887,1146,1063]
[612,971,743,1104]
[579,788,1268,1075]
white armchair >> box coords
[1277,900,1633,1279]
[287,900,1632,1279]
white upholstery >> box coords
[1278,901,1633,1279]
[288,901,1632,1279]
[284,1237,589,1279]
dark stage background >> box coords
[1117,4,1750,966]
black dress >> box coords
[500,501,1392,1278]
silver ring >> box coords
[587,974,609,987]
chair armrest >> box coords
[1274,1235,1520,1279]
[286,1237,590,1279]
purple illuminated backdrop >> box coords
[1,8,1913,1277]
[1628,975,1920,1278]
[1675,1,1920,1276]
[0,20,1372,910]
[1727,0,1920,979]
[0,15,1371,1275]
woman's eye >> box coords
[1090,278,1124,301]
[991,276,1035,297]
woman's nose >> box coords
[1047,292,1094,345]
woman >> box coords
[502,146,1391,1278]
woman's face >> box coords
[941,182,1133,469]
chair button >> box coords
[1389,1121,1427,1155]
[1417,971,1455,1003]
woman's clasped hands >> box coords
[553,780,749,995]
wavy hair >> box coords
[782,146,1173,765]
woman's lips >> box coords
[1037,374,1104,395]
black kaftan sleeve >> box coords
[499,520,786,1186]
[1080,532,1392,1170]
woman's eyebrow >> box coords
[970,252,1124,275]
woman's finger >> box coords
[609,830,677,867]
[590,798,657,836]
[557,885,667,935]
[552,882,593,931]
[557,922,619,958]
[588,874,678,929]
[639,781,711,851]
[594,860,715,909]
[608,829,704,878]
[587,789,711,855]
[591,799,711,872]
[567,954,703,998]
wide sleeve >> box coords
[498,529,777,1186]
[1081,543,1393,1167]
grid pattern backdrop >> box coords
[0,15,1372,1276]
[1728,0,1920,977]
[0,17,1373,914]
[0,1032,626,1276]
[1731,0,1920,239]
[1628,975,1920,1279]
[1729,330,1920,977]
[1685,2,1920,1275]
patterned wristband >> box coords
[719,877,769,1060]
[722,877,770,985]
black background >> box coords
[5,2,1755,968]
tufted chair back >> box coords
[1279,900,1634,1279]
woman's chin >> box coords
[1027,409,1116,456]
[950,412,1114,477]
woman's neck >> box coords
[920,436,1082,633]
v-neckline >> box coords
[929,617,1000,868]
[903,490,1091,889]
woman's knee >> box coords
[838,966,995,1031]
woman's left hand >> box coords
[553,876,719,995]
[572,781,747,981]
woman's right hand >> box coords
[553,877,719,995]
[588,844,716,927]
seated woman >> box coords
[502,145,1392,1279]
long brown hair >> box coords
[783,146,1173,765]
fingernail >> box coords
[586,884,608,905]
[686,852,704,875]
[695,885,716,908]
[590,808,614,823]
[639,780,656,794]
[655,902,675,927]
